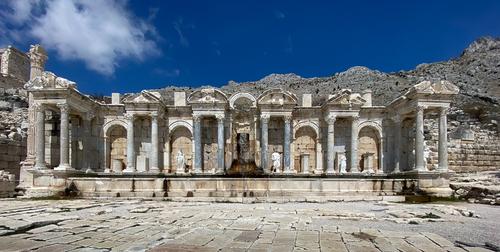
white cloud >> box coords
[0,0,160,76]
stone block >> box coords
[302,94,312,107]
[111,93,121,104]
[174,92,186,106]
[136,155,149,172]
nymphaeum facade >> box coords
[20,70,459,183]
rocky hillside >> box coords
[156,37,500,119]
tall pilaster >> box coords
[438,107,448,171]
[34,103,47,170]
[325,115,336,174]
[124,113,136,172]
[193,114,202,174]
[55,103,73,171]
[393,115,402,173]
[283,115,292,174]
[260,114,270,173]
[150,112,159,172]
[350,115,360,173]
[414,105,426,171]
[216,114,225,174]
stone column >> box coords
[260,114,270,173]
[83,112,94,171]
[326,115,336,174]
[34,103,47,170]
[165,136,171,173]
[415,106,426,171]
[150,112,159,172]
[393,115,402,173]
[350,116,360,173]
[438,107,448,171]
[55,103,73,171]
[103,137,110,172]
[283,115,292,174]
[216,114,225,174]
[193,114,202,174]
[124,113,136,172]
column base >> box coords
[33,164,48,170]
[123,167,136,173]
[313,169,323,175]
[326,169,336,175]
[149,167,160,173]
[283,169,296,175]
[54,164,74,171]
[104,168,111,173]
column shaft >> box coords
[193,115,202,173]
[125,114,136,172]
[283,116,292,173]
[217,116,225,174]
[55,103,72,171]
[34,105,46,170]
[350,116,359,173]
[393,116,402,173]
[415,106,425,171]
[438,107,448,171]
[260,116,269,173]
[83,114,93,171]
[150,114,159,172]
[326,116,336,174]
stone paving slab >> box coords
[0,199,498,251]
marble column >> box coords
[103,137,110,172]
[414,106,426,171]
[34,103,47,170]
[193,114,202,174]
[283,115,292,174]
[216,114,225,174]
[393,115,402,173]
[124,113,136,172]
[260,115,270,173]
[150,113,159,172]
[82,112,94,171]
[350,116,360,173]
[438,107,448,171]
[55,103,73,171]
[326,115,336,174]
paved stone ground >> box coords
[0,199,498,252]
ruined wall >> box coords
[0,47,30,89]
[0,135,26,181]
[425,110,500,173]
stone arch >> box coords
[103,119,128,137]
[169,120,193,136]
[257,88,298,105]
[229,92,257,109]
[357,124,383,173]
[293,120,320,139]
[169,124,193,173]
[293,125,318,173]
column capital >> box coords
[416,105,427,112]
[283,115,292,123]
[57,103,69,113]
[391,114,401,123]
[216,114,225,121]
[193,114,202,123]
[352,115,360,122]
[84,111,95,121]
[124,113,135,121]
[32,102,45,112]
[325,114,336,124]
[439,106,448,116]
[260,114,270,123]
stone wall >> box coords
[0,170,16,197]
[424,110,500,173]
[0,137,26,181]
[0,46,30,89]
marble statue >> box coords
[271,151,281,173]
[339,154,347,174]
[176,150,185,173]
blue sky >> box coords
[1,1,499,95]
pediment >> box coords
[412,80,460,95]
[188,88,228,104]
[257,89,298,106]
[124,91,162,104]
[324,89,366,108]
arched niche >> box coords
[169,125,193,173]
[229,93,256,109]
[293,125,318,173]
[357,125,382,173]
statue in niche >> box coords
[271,151,281,173]
[338,154,347,173]
[176,150,185,173]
